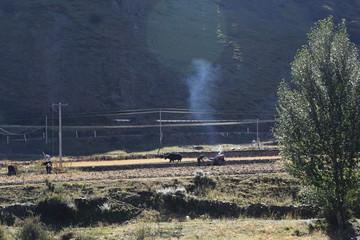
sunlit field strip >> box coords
[69,156,281,167]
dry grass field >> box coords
[54,219,328,240]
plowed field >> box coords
[0,156,283,186]
[69,156,280,167]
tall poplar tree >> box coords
[274,16,360,229]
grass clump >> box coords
[17,217,51,240]
[133,225,149,240]
[0,226,5,240]
[192,169,216,196]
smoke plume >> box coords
[186,59,220,143]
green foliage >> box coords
[0,226,5,240]
[17,217,51,240]
[274,16,360,228]
[298,186,321,206]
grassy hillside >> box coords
[0,0,359,123]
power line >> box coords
[0,126,43,136]
[0,120,276,130]
[0,107,276,122]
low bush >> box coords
[17,217,51,240]
[36,194,76,226]
[0,225,5,240]
[192,170,216,196]
[133,225,150,240]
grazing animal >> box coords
[43,161,53,174]
[164,153,182,162]
[7,165,16,176]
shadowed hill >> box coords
[0,0,359,123]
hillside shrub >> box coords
[192,170,216,196]
[137,209,161,222]
[0,211,15,226]
[17,217,51,240]
[36,194,76,226]
[133,225,150,240]
[74,197,106,225]
[74,197,140,225]
[0,203,36,225]
[154,186,188,215]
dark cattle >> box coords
[43,161,53,174]
[164,153,182,162]
[7,165,16,176]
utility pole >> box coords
[52,103,68,167]
[256,118,259,143]
[45,115,48,144]
[159,109,163,146]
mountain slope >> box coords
[0,0,360,123]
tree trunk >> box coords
[336,210,344,230]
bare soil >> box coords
[69,156,280,167]
[0,157,284,186]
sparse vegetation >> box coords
[0,226,5,240]
[192,169,216,196]
[17,217,51,240]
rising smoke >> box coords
[186,59,220,144]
